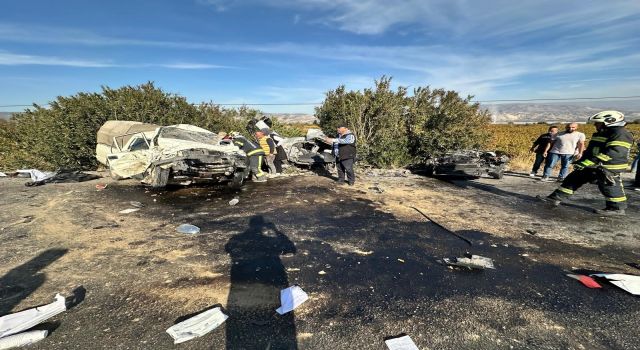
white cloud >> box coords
[0,51,114,67]
[0,51,232,69]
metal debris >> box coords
[443,254,495,270]
[166,307,228,344]
[0,294,66,339]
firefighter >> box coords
[229,132,267,183]
[538,111,633,216]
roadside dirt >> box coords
[0,169,638,349]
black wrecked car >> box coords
[424,150,509,179]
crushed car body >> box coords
[425,150,509,179]
[283,129,336,167]
[96,121,248,187]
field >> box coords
[485,124,640,171]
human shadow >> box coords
[0,248,68,315]
[225,216,297,350]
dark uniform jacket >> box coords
[232,136,265,156]
[576,126,633,173]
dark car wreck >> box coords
[282,129,336,168]
[96,121,248,188]
[425,150,509,179]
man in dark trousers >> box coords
[529,125,558,177]
[538,111,633,216]
[325,123,357,185]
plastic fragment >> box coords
[176,224,200,234]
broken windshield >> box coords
[158,127,220,145]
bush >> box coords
[315,76,491,168]
[0,82,260,170]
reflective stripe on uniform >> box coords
[595,153,612,161]
[605,141,632,148]
[256,156,264,176]
[590,136,608,142]
[606,196,627,202]
[602,164,628,170]
[580,159,596,166]
[558,187,574,195]
[247,149,264,156]
[234,141,244,146]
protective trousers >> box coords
[552,168,627,210]
[249,155,266,180]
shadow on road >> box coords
[0,248,68,315]
[224,215,298,349]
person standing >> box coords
[539,111,633,216]
[541,123,585,182]
[255,129,277,176]
[529,125,558,177]
[325,123,356,186]
[230,133,267,182]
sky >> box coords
[1,0,639,113]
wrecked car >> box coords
[424,150,509,179]
[96,121,248,188]
[282,129,336,168]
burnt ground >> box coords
[0,169,639,350]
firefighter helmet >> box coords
[588,110,625,127]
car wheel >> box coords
[228,171,245,189]
[489,169,504,179]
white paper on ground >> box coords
[275,285,308,315]
[166,307,228,344]
[0,294,66,339]
[0,172,6,177]
[385,335,419,350]
[118,208,140,214]
[16,169,54,182]
[590,273,640,295]
[0,330,48,349]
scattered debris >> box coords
[424,150,509,179]
[95,183,108,190]
[118,208,140,214]
[318,270,326,275]
[176,224,200,235]
[0,330,48,349]
[275,285,309,315]
[591,273,640,295]
[129,201,145,208]
[443,254,495,270]
[228,198,239,206]
[19,169,101,187]
[526,229,537,235]
[566,274,602,289]
[385,334,419,350]
[397,259,405,263]
[16,169,54,183]
[0,172,6,177]
[166,307,228,344]
[411,207,472,246]
[0,294,66,339]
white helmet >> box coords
[588,110,625,127]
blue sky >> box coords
[1,0,639,113]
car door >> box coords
[106,133,152,179]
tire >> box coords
[228,171,245,189]
[489,169,504,179]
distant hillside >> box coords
[0,112,14,120]
[484,100,640,123]
[265,113,316,124]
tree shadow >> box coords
[0,248,68,315]
[224,215,298,349]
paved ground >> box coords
[0,169,639,349]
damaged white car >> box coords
[96,121,248,188]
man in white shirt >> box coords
[541,123,585,182]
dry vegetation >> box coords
[485,124,640,171]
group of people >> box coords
[532,110,639,216]
[224,118,358,186]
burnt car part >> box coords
[425,150,509,179]
[282,129,336,167]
